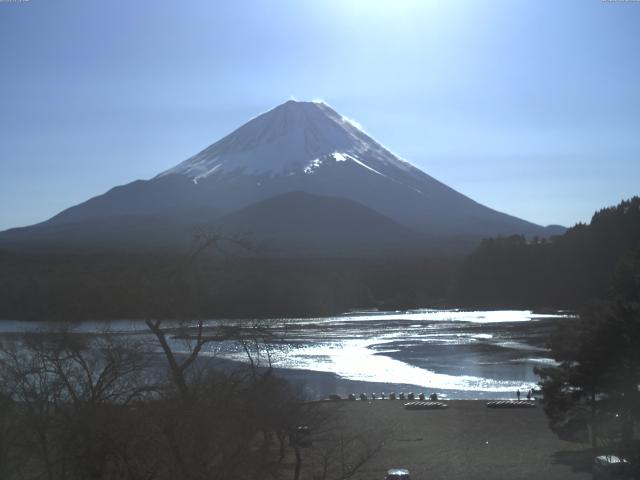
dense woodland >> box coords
[533,225,640,474]
[0,252,454,320]
[0,197,638,320]
[453,196,640,309]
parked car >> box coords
[385,468,410,480]
[291,426,312,448]
[592,455,632,479]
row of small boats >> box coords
[327,392,439,401]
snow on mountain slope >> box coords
[152,100,547,237]
[158,100,419,183]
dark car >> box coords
[292,426,312,448]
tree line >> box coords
[0,252,455,321]
[453,196,640,309]
[1,197,639,320]
[534,242,639,475]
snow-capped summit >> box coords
[159,100,417,182]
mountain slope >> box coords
[213,191,427,256]
[0,100,563,255]
[0,206,221,252]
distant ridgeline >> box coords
[0,197,637,320]
[453,196,640,309]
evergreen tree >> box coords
[536,255,640,465]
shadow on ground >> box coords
[552,449,595,475]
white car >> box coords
[385,468,410,480]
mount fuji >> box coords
[0,100,563,255]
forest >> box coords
[453,196,640,309]
[0,197,638,320]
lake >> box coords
[0,309,572,400]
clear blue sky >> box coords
[1,0,639,230]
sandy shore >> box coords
[293,400,593,480]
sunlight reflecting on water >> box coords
[263,338,532,392]
[206,309,571,396]
[0,309,572,398]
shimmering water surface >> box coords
[0,309,571,399]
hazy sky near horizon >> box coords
[1,0,639,230]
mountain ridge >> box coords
[0,100,565,255]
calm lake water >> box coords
[0,309,572,400]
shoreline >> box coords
[202,356,539,401]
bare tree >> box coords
[0,391,16,480]
[0,328,155,480]
[310,429,384,480]
[0,230,385,480]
